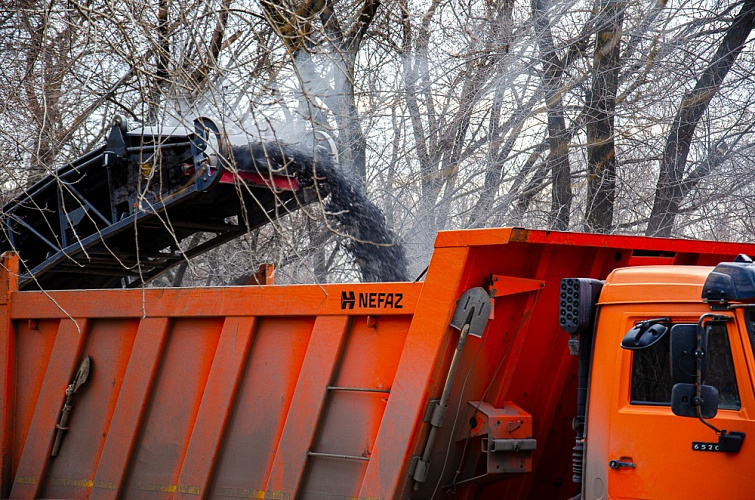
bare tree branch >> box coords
[646,0,755,236]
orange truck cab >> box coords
[578,262,755,499]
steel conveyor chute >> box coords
[0,117,315,290]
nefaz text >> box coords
[340,291,403,310]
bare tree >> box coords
[646,0,755,237]
[259,0,380,179]
[3,0,755,288]
[532,0,573,230]
[584,0,624,233]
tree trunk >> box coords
[401,0,441,246]
[21,4,64,183]
[533,0,573,231]
[646,0,755,237]
[323,0,377,180]
[148,0,171,123]
[465,0,515,228]
[331,51,367,179]
[585,0,624,233]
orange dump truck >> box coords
[1,227,754,499]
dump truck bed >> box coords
[2,227,754,499]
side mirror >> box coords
[669,324,708,383]
[621,319,669,350]
[671,383,718,419]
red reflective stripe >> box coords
[218,170,299,191]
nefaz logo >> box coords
[340,291,403,310]
[341,291,356,309]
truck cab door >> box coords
[588,313,754,499]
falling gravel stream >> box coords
[231,142,409,282]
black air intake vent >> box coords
[559,278,604,335]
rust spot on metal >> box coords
[49,477,94,488]
[216,488,290,499]
[510,228,530,242]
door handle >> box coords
[609,459,636,469]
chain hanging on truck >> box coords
[51,356,91,457]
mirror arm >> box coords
[694,314,732,434]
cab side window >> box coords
[705,323,740,409]
[630,335,672,404]
[630,322,740,409]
